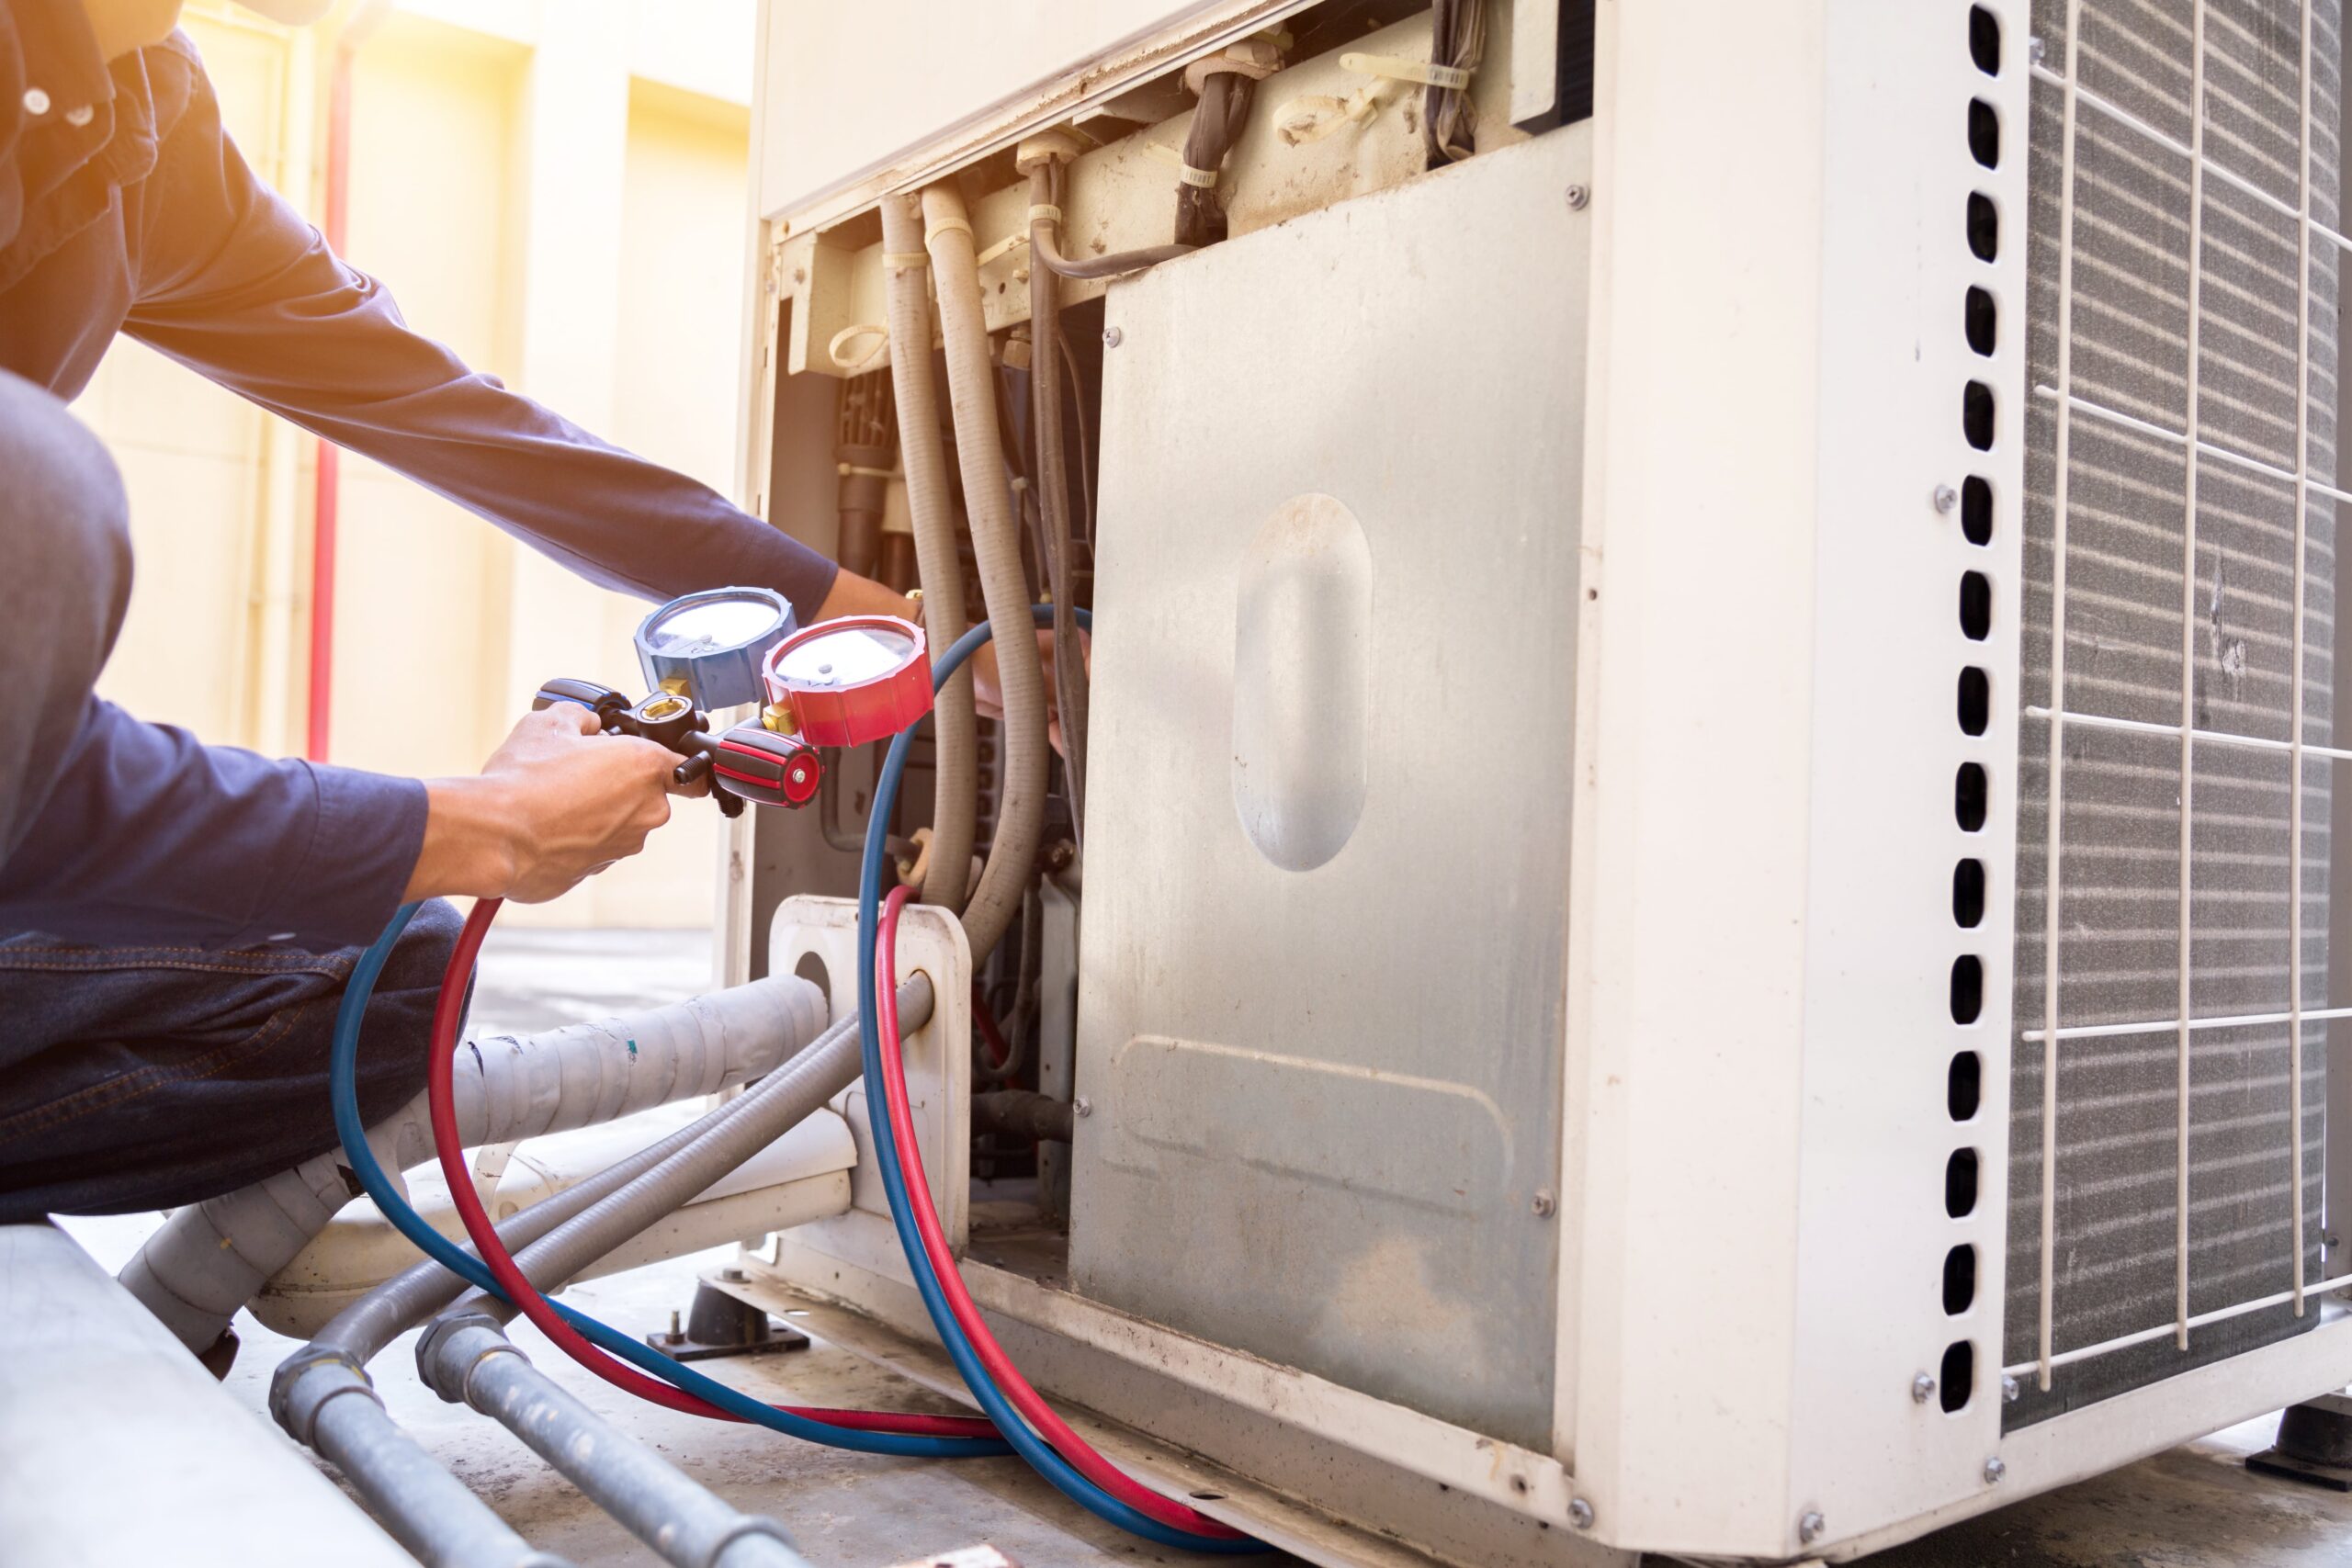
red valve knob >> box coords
[711,725,822,808]
[761,615,931,748]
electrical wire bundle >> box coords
[1425,0,1486,165]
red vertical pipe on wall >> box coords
[306,39,355,761]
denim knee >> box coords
[0,370,134,864]
[345,897,466,1127]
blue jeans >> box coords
[0,899,461,1221]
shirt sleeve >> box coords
[0,697,427,950]
[117,37,839,622]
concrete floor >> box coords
[63,929,2352,1567]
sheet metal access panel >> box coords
[1070,129,1591,1452]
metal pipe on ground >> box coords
[421,1319,811,1568]
[276,1358,571,1568]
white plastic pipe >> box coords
[922,182,1050,964]
[119,975,827,1351]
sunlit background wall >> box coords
[72,0,759,929]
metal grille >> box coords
[2007,0,2345,1426]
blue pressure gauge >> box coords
[633,587,797,711]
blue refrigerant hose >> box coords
[854,608,1267,1553]
[326,905,1004,1459]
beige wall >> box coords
[78,1,758,930]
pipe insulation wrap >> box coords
[922,182,1048,964]
[122,976,828,1350]
[880,191,978,916]
[423,1323,811,1568]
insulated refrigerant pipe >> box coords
[302,1081,781,1368]
[126,973,823,1352]
[922,182,1049,965]
[879,191,978,916]
[419,1320,812,1568]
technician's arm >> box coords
[114,61,859,623]
[0,698,678,951]
[0,696,428,950]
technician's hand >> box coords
[968,628,1091,754]
[404,705,678,905]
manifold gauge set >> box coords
[532,586,933,814]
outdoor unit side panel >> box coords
[1781,0,2032,1550]
[1558,0,1832,1550]
[1073,128,1591,1453]
[2005,0,2338,1425]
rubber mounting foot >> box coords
[2247,1394,2352,1493]
[644,1278,809,1362]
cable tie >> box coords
[1340,51,1472,90]
[924,219,975,244]
[1273,86,1385,145]
[976,231,1030,268]
[1179,164,1219,188]
[828,322,890,375]
[836,462,898,479]
[1026,203,1063,226]
[882,250,930,271]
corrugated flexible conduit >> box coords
[921,182,1048,964]
[879,192,977,915]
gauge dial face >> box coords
[772,623,918,690]
[643,597,784,658]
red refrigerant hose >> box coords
[875,885,1247,1538]
[424,896,997,1439]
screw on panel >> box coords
[1798,1510,1826,1546]
[1567,1498,1595,1530]
[1566,184,1590,210]
[1912,1372,1937,1404]
[721,1266,747,1283]
[1073,1097,1094,1118]
[1934,483,1961,514]
[1102,326,1124,348]
[1531,1189,1557,1218]
[2001,1374,2021,1404]
[1984,1456,2007,1484]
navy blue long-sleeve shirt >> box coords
[0,2,837,950]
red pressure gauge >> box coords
[763,615,932,747]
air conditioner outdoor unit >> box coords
[723,1,2352,1562]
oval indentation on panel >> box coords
[1232,492,1371,872]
